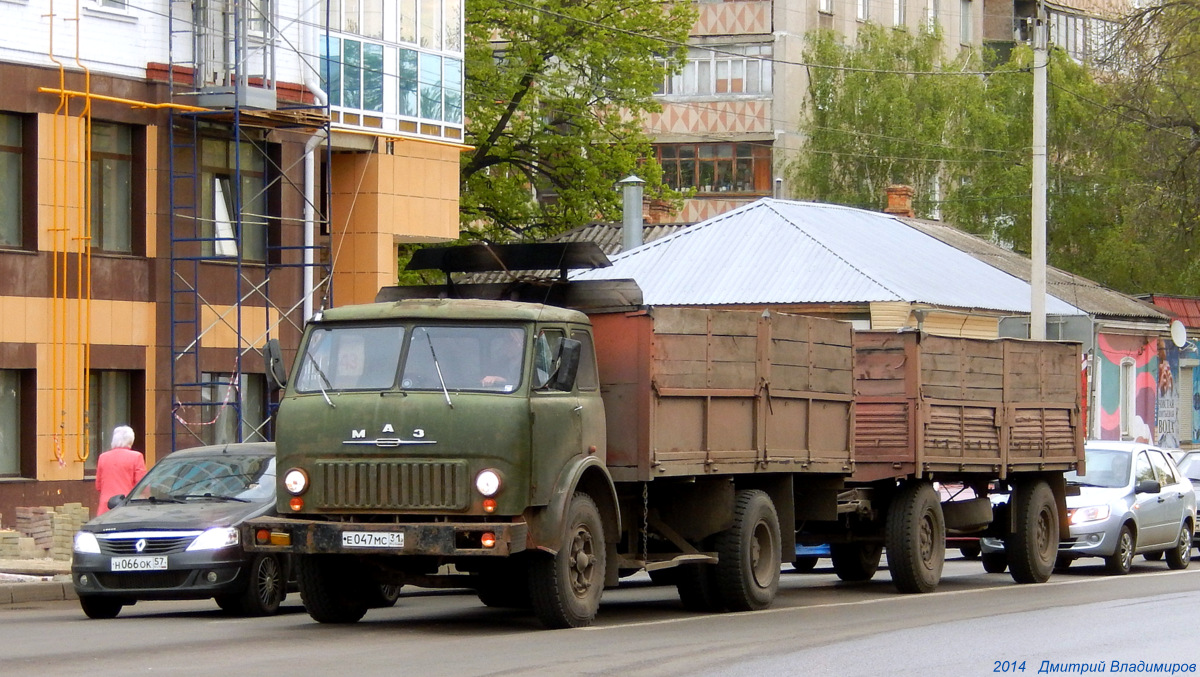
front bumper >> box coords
[242,517,528,557]
[72,549,249,600]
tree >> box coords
[786,24,1162,294]
[460,0,695,244]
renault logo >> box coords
[134,538,147,553]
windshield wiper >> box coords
[425,332,454,409]
[303,350,336,409]
[129,496,185,504]
[170,493,252,503]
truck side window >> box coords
[533,330,564,390]
[571,329,598,391]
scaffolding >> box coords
[166,0,331,450]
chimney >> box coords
[884,184,915,218]
[619,175,645,251]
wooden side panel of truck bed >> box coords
[852,331,1084,483]
[592,307,855,482]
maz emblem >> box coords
[343,424,436,447]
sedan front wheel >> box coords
[1104,526,1135,575]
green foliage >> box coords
[786,21,1200,295]
[460,0,694,243]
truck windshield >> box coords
[402,326,525,393]
[294,326,405,392]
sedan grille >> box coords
[314,459,469,510]
[98,534,200,555]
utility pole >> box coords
[1031,6,1048,340]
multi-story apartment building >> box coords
[0,0,463,518]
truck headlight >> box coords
[475,469,502,497]
[284,468,308,495]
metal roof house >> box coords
[573,197,1174,445]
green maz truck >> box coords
[242,245,1083,629]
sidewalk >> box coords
[0,558,76,606]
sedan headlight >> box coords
[284,468,308,495]
[475,469,502,497]
[1069,504,1111,525]
[73,531,100,554]
[186,527,240,551]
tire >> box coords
[79,595,124,619]
[981,551,1008,574]
[885,482,945,593]
[1166,523,1193,570]
[1008,479,1058,584]
[958,543,982,560]
[529,493,606,629]
[365,583,403,609]
[789,556,819,574]
[475,563,532,609]
[298,555,370,624]
[830,543,883,582]
[1104,525,1135,575]
[713,489,781,612]
[674,563,722,612]
[1144,550,1163,561]
[216,554,286,616]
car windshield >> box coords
[1064,448,1132,488]
[127,454,275,503]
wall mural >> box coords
[1095,334,1157,442]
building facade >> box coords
[0,0,462,521]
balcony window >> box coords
[660,45,772,97]
[657,143,772,194]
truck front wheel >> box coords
[1008,479,1058,584]
[885,482,945,593]
[529,492,606,629]
[298,555,369,624]
[714,489,781,611]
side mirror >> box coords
[1135,479,1162,494]
[107,494,126,510]
[264,338,288,391]
[548,338,581,392]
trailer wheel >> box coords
[529,492,606,628]
[789,556,819,573]
[885,482,945,593]
[298,555,369,624]
[1008,479,1058,584]
[830,543,883,582]
[714,489,781,611]
[675,563,723,612]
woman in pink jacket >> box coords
[95,425,147,515]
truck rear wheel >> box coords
[529,492,606,628]
[298,555,369,624]
[830,543,883,582]
[1008,479,1058,584]
[885,482,945,593]
[714,489,781,611]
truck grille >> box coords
[314,459,469,510]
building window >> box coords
[199,138,269,261]
[86,370,135,475]
[659,45,773,97]
[657,143,773,194]
[97,0,127,8]
[927,0,939,26]
[820,0,833,13]
[326,0,384,39]
[91,122,133,254]
[247,0,271,35]
[960,0,972,43]
[0,113,25,248]
[858,0,869,21]
[202,372,268,444]
[0,370,31,477]
[894,0,906,26]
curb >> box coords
[0,579,77,605]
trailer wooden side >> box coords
[852,331,1084,483]
[592,307,855,483]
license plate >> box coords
[342,531,404,548]
[110,556,168,571]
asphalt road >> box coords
[4,556,1199,677]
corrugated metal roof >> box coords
[901,217,1168,322]
[573,199,1086,315]
[1139,294,1200,327]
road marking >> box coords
[580,566,1200,632]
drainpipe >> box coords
[302,0,329,320]
[619,175,645,252]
